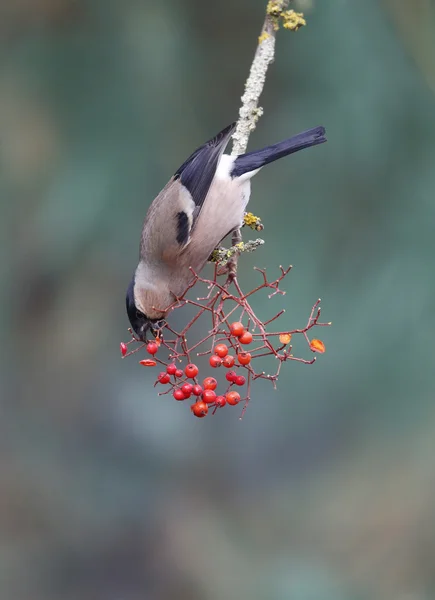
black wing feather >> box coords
[176,211,190,245]
[174,122,236,211]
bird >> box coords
[126,122,326,340]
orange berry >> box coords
[214,344,229,358]
[225,370,237,383]
[279,333,292,345]
[229,322,245,337]
[215,395,226,408]
[185,363,199,378]
[202,389,216,404]
[238,331,253,345]
[209,355,222,368]
[191,401,208,418]
[203,377,217,391]
[222,355,235,368]
[237,352,251,366]
[226,391,241,406]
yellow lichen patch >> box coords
[266,1,284,17]
[243,212,264,231]
[266,0,284,30]
[209,238,264,266]
[258,31,270,44]
[282,10,306,31]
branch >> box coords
[227,1,304,274]
[231,0,291,156]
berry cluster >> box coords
[121,325,256,416]
[120,265,330,418]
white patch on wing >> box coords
[178,184,196,242]
[216,154,236,181]
[233,166,261,183]
[217,153,261,183]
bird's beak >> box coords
[138,320,165,342]
[151,320,166,339]
[138,321,152,342]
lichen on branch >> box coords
[209,239,265,267]
[229,0,305,273]
[231,0,305,156]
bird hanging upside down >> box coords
[126,122,326,340]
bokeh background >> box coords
[2,0,435,598]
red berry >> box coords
[226,391,241,406]
[146,342,158,355]
[166,363,177,375]
[230,322,245,337]
[120,342,128,356]
[203,377,217,390]
[192,385,203,396]
[185,363,199,378]
[222,355,235,368]
[175,369,184,378]
[158,372,171,384]
[202,389,216,404]
[173,388,185,401]
[226,370,237,383]
[215,395,226,408]
[139,359,157,367]
[209,354,222,368]
[191,401,209,418]
[238,331,253,345]
[181,383,193,398]
[214,344,229,358]
[235,375,246,386]
[237,352,251,366]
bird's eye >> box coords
[136,310,144,320]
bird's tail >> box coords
[231,126,326,178]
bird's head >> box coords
[126,278,166,342]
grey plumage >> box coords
[126,123,326,340]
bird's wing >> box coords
[140,123,236,267]
[173,122,236,230]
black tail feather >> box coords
[231,126,326,178]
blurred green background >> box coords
[2,0,435,598]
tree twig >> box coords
[227,0,296,275]
[231,0,291,156]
